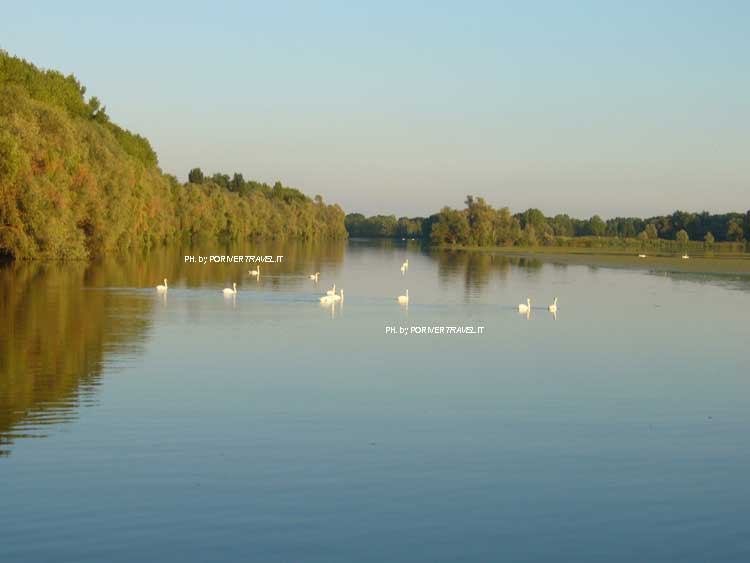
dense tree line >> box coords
[347,197,749,251]
[0,51,346,260]
[346,196,750,248]
[345,213,425,239]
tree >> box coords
[645,223,658,240]
[188,168,204,184]
[519,208,549,233]
[465,195,494,246]
[587,215,606,237]
[727,219,745,242]
[704,231,715,248]
[0,50,350,260]
[230,172,245,192]
[431,207,470,245]
[676,229,689,250]
[637,230,649,249]
[551,214,574,237]
[494,207,516,245]
[211,173,230,189]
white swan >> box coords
[156,278,168,292]
[681,254,689,260]
[249,266,260,276]
[518,298,531,313]
[403,259,409,269]
[308,272,320,280]
[326,283,336,296]
[223,282,237,295]
[400,264,406,275]
[548,297,558,313]
[397,289,409,305]
[320,288,343,304]
[638,254,647,258]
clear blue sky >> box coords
[2,1,748,217]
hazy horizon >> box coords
[2,1,747,218]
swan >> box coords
[249,266,260,276]
[638,254,647,258]
[397,289,409,305]
[681,254,689,260]
[320,289,342,304]
[156,278,168,292]
[403,259,409,269]
[400,264,406,275]
[308,272,319,280]
[548,297,558,313]
[223,282,237,295]
[518,298,531,313]
[326,283,336,296]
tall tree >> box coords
[230,172,245,192]
[676,229,689,250]
[727,219,745,242]
[188,167,204,184]
[588,215,606,237]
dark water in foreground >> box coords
[2,239,749,562]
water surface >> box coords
[2,239,749,562]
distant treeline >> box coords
[0,51,346,260]
[347,197,750,251]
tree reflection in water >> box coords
[0,238,347,456]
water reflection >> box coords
[0,261,152,456]
[427,246,750,298]
[2,239,747,457]
[320,296,344,319]
[432,249,544,298]
[138,238,346,292]
[0,239,347,456]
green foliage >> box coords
[587,215,607,237]
[0,51,156,167]
[397,216,423,238]
[105,123,157,167]
[519,208,547,232]
[188,167,204,184]
[346,198,750,254]
[551,214,574,237]
[345,213,399,237]
[676,229,689,249]
[0,52,346,260]
[431,207,470,245]
[727,219,745,242]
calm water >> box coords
[2,239,749,562]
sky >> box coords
[1,1,748,218]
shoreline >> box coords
[431,244,750,277]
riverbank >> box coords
[434,245,750,277]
